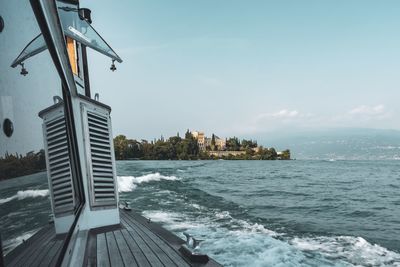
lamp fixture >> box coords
[20,63,28,76]
[110,59,116,72]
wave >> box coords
[142,209,311,266]
[142,209,400,266]
[118,172,180,192]
[0,189,49,205]
[291,235,400,266]
[142,210,200,231]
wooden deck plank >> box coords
[123,211,186,249]
[6,210,221,267]
[122,217,177,267]
[123,213,190,267]
[9,226,55,267]
[121,210,222,267]
[120,219,163,267]
[47,242,63,267]
[113,230,138,267]
[120,229,152,267]
[97,233,110,267]
[122,212,189,266]
[29,240,57,267]
[84,231,97,267]
[4,226,50,265]
[105,231,124,267]
[39,239,63,267]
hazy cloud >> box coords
[348,105,386,116]
[235,104,394,135]
[256,109,300,120]
[230,109,319,135]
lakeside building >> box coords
[191,131,206,151]
[191,131,226,151]
[210,135,227,151]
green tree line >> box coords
[114,130,201,160]
[114,131,291,160]
[0,150,46,180]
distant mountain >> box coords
[253,128,400,160]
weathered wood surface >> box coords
[5,225,63,267]
[86,210,222,267]
[5,210,222,267]
[86,211,191,267]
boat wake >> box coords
[142,209,400,267]
[117,173,180,192]
[0,189,49,205]
[290,235,400,266]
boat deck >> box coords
[4,225,64,267]
[5,209,221,267]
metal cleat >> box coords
[183,232,204,249]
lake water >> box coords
[1,160,400,266]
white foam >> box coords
[237,220,279,237]
[200,230,308,267]
[291,235,400,266]
[117,173,180,192]
[215,210,232,220]
[142,210,179,224]
[140,208,400,266]
[0,189,49,205]
[0,196,15,204]
[142,210,201,231]
[142,210,308,266]
[190,203,204,210]
[117,176,138,192]
[214,210,279,237]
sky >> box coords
[82,0,400,140]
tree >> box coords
[242,139,257,149]
[185,129,192,139]
[113,135,129,160]
[211,134,216,151]
[126,139,143,159]
[0,150,47,180]
[280,149,291,160]
[226,137,240,151]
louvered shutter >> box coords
[43,112,75,216]
[82,105,117,208]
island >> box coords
[113,130,291,160]
[0,131,291,180]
